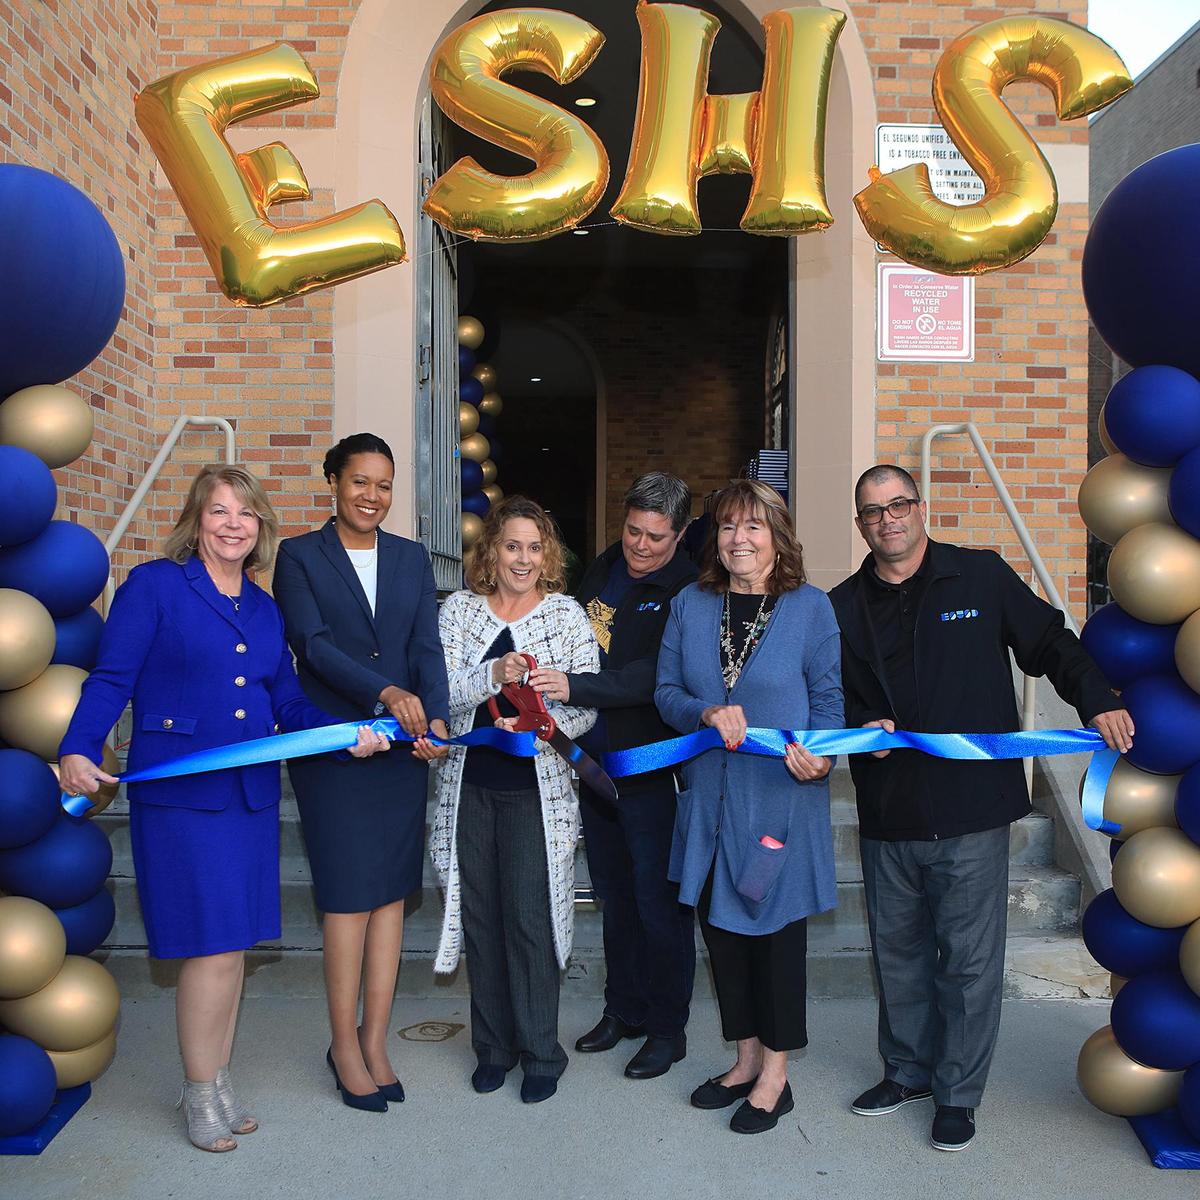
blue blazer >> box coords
[655,583,844,934]
[59,557,332,812]
[272,521,450,725]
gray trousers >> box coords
[859,825,1010,1107]
[457,783,567,1079]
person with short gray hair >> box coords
[530,471,699,1080]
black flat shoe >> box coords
[575,1014,646,1053]
[730,1082,794,1134]
[690,1075,758,1110]
[520,1074,558,1104]
[471,1064,509,1094]
[624,1034,686,1080]
[326,1048,387,1113]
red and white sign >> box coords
[877,265,975,362]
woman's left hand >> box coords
[348,725,391,758]
[784,742,831,781]
[493,716,519,733]
[412,718,451,761]
[528,668,569,702]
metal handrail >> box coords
[102,415,237,612]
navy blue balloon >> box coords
[1175,763,1200,847]
[476,413,497,438]
[1169,444,1200,539]
[0,521,109,617]
[460,459,484,492]
[459,377,484,406]
[1083,144,1200,377]
[1103,366,1200,467]
[1122,673,1200,775]
[0,812,112,908]
[458,346,476,377]
[0,1035,57,1137]
[1181,1063,1200,1143]
[1081,888,1186,977]
[0,749,60,849]
[1112,969,1200,1070]
[0,447,56,546]
[0,165,125,395]
[51,606,104,670]
[1080,603,1179,689]
[53,887,116,957]
[462,492,491,517]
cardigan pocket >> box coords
[735,836,790,903]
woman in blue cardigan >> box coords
[655,479,843,1135]
[59,466,386,1153]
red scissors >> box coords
[488,653,618,803]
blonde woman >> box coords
[431,497,598,1103]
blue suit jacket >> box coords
[59,557,331,812]
[272,522,450,725]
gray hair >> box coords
[623,472,692,533]
[854,464,919,510]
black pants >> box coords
[457,783,567,1079]
[698,870,808,1053]
[580,774,696,1037]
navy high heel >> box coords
[356,1027,404,1103]
[326,1048,387,1113]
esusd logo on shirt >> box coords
[940,609,980,622]
[637,601,661,613]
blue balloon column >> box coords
[457,314,504,556]
[1077,144,1200,1168]
[0,166,122,1152]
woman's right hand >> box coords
[702,704,747,750]
[58,753,119,797]
[491,652,528,686]
[863,718,895,758]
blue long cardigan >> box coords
[654,582,844,935]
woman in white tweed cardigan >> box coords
[431,497,597,1100]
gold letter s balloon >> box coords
[854,17,1131,274]
[135,43,406,306]
[424,10,608,241]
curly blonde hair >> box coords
[466,496,566,596]
[164,465,280,573]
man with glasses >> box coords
[829,464,1133,1152]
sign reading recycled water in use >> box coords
[875,123,987,206]
[877,265,975,362]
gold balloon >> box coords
[50,744,120,818]
[47,1027,117,1088]
[0,589,56,691]
[424,10,608,241]
[1085,758,1181,841]
[461,512,484,550]
[460,433,491,464]
[1077,1025,1183,1116]
[459,401,480,438]
[457,316,485,349]
[1112,827,1200,929]
[1098,403,1117,456]
[1181,921,1200,998]
[1108,523,1200,625]
[478,391,504,418]
[613,5,845,236]
[1110,974,1127,998]
[1077,455,1172,547]
[0,664,87,762]
[0,954,120,1051]
[480,459,498,487]
[0,385,94,469]
[0,896,66,1000]
[854,18,1131,274]
[482,484,504,506]
[471,364,497,391]
[1175,610,1200,696]
[136,43,405,306]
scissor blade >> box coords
[546,728,619,803]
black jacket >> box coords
[828,540,1121,841]
[565,541,698,754]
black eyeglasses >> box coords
[857,497,920,525]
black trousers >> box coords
[457,783,567,1079]
[698,870,809,1053]
[580,774,696,1037]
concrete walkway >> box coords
[4,995,1195,1200]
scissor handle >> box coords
[486,653,556,738]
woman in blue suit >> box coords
[59,465,386,1153]
[272,433,450,1112]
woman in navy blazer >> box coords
[272,433,450,1112]
[59,465,385,1153]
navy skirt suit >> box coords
[59,557,335,959]
[272,522,450,913]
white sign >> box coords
[875,124,986,205]
[878,264,975,362]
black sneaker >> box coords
[851,1078,933,1115]
[931,1105,975,1151]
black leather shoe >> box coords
[575,1014,646,1053]
[356,1026,403,1102]
[325,1048,387,1113]
[690,1075,757,1110]
[730,1081,794,1134]
[851,1078,933,1116]
[624,1034,686,1079]
[471,1064,508,1094]
[931,1105,975,1151]
[520,1074,558,1104]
